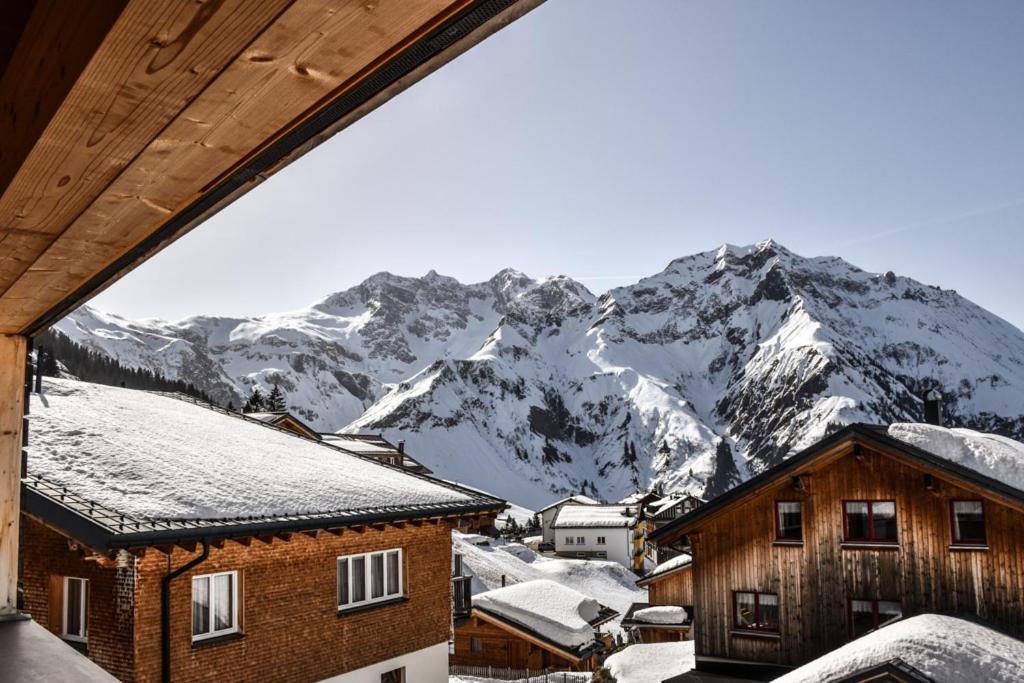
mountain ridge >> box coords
[52,241,1024,508]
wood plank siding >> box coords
[685,438,1024,668]
[647,567,693,607]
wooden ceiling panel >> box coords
[0,0,543,335]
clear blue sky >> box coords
[93,0,1024,330]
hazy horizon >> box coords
[90,0,1024,329]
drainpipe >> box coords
[161,539,210,683]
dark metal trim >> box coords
[25,0,530,336]
[162,540,210,683]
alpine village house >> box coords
[648,407,1024,677]
[620,553,694,644]
[19,378,505,682]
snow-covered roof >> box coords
[887,423,1024,493]
[472,579,611,653]
[632,605,689,625]
[552,504,638,528]
[638,553,692,586]
[775,614,1024,683]
[537,494,599,513]
[24,379,502,544]
[320,433,431,472]
[604,641,696,683]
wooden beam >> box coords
[0,334,26,616]
[210,539,225,550]
[301,530,321,539]
[255,535,274,545]
[370,524,386,532]
[230,536,252,547]
[274,532,292,542]
[176,540,197,553]
[349,525,364,535]
[324,528,344,537]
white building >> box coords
[551,504,640,568]
[537,494,598,544]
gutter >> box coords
[161,539,210,683]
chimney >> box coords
[923,388,943,426]
[397,440,405,454]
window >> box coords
[380,667,405,683]
[576,536,585,545]
[338,549,403,610]
[848,599,902,638]
[775,501,802,541]
[564,536,575,545]
[843,501,898,543]
[733,591,779,633]
[951,500,986,545]
[596,536,606,545]
[470,636,483,653]
[192,571,238,641]
[62,577,88,642]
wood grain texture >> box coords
[0,334,27,615]
[684,438,1024,667]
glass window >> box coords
[849,598,902,639]
[952,501,986,544]
[381,668,405,683]
[576,536,585,545]
[565,536,574,545]
[596,536,606,545]
[62,577,88,642]
[192,571,238,640]
[338,548,403,610]
[470,636,483,653]
[844,501,898,543]
[733,591,779,632]
[776,501,802,540]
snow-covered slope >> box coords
[55,241,1024,508]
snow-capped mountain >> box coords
[53,241,1024,508]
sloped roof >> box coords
[23,379,503,549]
[537,494,599,514]
[636,553,692,587]
[321,433,431,472]
[650,423,1024,544]
[552,504,638,528]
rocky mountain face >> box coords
[54,241,1024,508]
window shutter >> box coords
[48,575,63,634]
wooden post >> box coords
[0,335,27,618]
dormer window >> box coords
[951,500,986,545]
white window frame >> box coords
[576,536,586,545]
[596,536,606,545]
[191,570,239,642]
[337,548,404,611]
[564,536,575,545]
[62,576,88,643]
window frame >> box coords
[61,576,88,643]
[842,499,899,544]
[576,535,586,545]
[950,500,986,545]
[847,598,902,639]
[337,548,404,612]
[564,535,575,545]
[191,570,239,642]
[470,636,483,653]
[774,500,803,542]
[731,590,780,634]
[380,666,405,683]
[596,536,606,545]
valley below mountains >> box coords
[53,241,1024,508]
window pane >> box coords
[352,557,366,602]
[758,593,779,630]
[735,592,756,628]
[953,501,985,542]
[850,600,874,638]
[213,574,233,631]
[381,668,405,683]
[192,577,210,636]
[872,502,898,541]
[387,551,400,596]
[845,502,869,539]
[878,601,902,628]
[778,502,802,539]
[371,553,385,599]
[338,559,349,606]
[66,579,82,637]
[471,636,482,653]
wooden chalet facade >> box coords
[450,580,617,673]
[321,434,434,475]
[19,379,507,682]
[621,555,694,643]
[648,423,1024,675]
[246,411,322,442]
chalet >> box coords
[641,494,704,566]
[536,495,599,545]
[20,378,506,682]
[245,410,321,442]
[321,433,433,475]
[450,579,617,672]
[551,505,643,571]
[621,554,694,643]
[648,421,1024,676]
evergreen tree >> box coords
[266,383,286,412]
[243,386,266,413]
[226,401,235,412]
